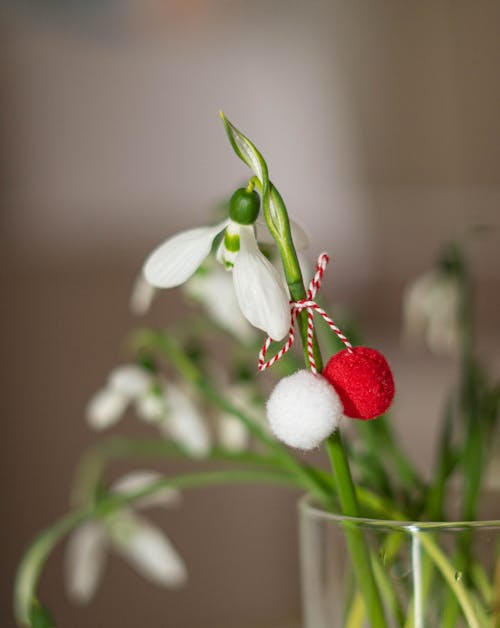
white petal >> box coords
[111,470,180,510]
[402,272,434,344]
[256,218,309,251]
[218,384,260,450]
[108,364,152,398]
[130,274,157,315]
[143,220,228,289]
[65,522,107,604]
[135,392,167,423]
[218,414,249,451]
[426,315,460,356]
[86,388,128,430]
[233,226,290,340]
[402,271,461,356]
[184,265,255,340]
[162,384,211,458]
[113,515,187,588]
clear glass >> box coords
[299,495,500,628]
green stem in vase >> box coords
[219,114,388,626]
[326,431,388,627]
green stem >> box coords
[14,468,299,627]
[72,437,283,505]
[441,244,485,627]
[326,431,387,626]
[420,533,488,628]
[260,174,386,625]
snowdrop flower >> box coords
[155,383,212,458]
[86,365,211,457]
[65,471,187,603]
[143,188,305,341]
[86,364,151,430]
[402,269,462,356]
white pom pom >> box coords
[266,370,342,450]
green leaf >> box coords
[29,599,55,628]
[219,112,268,184]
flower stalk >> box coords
[220,113,388,626]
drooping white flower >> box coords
[86,387,129,430]
[157,383,211,458]
[86,364,151,430]
[402,270,461,356]
[143,216,292,341]
[65,471,186,604]
[86,365,211,457]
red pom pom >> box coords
[323,347,395,420]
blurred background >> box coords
[1,1,499,626]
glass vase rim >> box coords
[299,494,500,531]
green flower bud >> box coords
[229,188,260,225]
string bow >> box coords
[258,252,352,374]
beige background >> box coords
[1,1,500,626]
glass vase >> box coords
[299,495,500,627]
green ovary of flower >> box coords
[229,188,260,225]
[223,230,240,253]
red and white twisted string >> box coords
[258,252,353,374]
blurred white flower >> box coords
[86,365,211,457]
[157,383,212,458]
[217,383,262,452]
[143,218,292,340]
[86,364,152,430]
[130,274,157,316]
[65,471,186,604]
[402,270,462,356]
[183,262,255,341]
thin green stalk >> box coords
[246,136,387,625]
[72,437,285,505]
[441,244,485,627]
[420,532,489,628]
[326,431,387,626]
[14,468,299,627]
[345,594,365,628]
[263,180,386,625]
[471,562,494,609]
[262,182,387,623]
